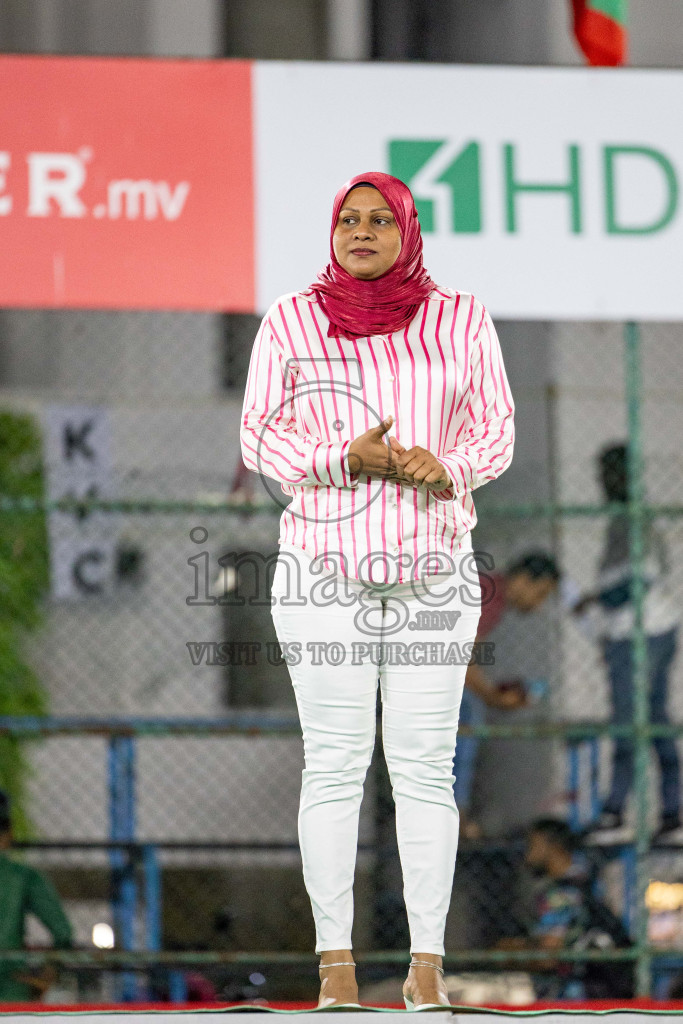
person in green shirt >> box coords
[0,790,74,1002]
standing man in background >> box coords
[572,444,681,843]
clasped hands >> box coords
[347,415,452,492]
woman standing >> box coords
[240,171,515,1008]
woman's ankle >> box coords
[318,951,358,1007]
[319,949,354,961]
[404,954,450,1009]
[410,951,443,964]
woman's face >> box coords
[332,186,402,280]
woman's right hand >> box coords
[348,416,400,480]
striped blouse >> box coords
[240,285,515,584]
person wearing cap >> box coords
[0,791,74,1002]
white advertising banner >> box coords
[255,63,683,320]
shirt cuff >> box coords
[430,455,475,503]
[312,439,361,489]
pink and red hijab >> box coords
[309,171,434,340]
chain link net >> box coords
[1,308,682,1002]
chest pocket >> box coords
[289,356,363,393]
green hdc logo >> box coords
[388,139,679,235]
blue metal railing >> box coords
[6,714,683,1000]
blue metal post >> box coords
[141,843,187,1002]
[168,971,189,1003]
[142,845,161,952]
[142,844,163,1002]
[108,735,138,1001]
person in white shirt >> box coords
[241,171,515,1008]
[572,443,681,843]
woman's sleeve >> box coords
[240,311,361,490]
[26,869,74,948]
[432,304,515,503]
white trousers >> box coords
[270,541,482,955]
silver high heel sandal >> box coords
[318,960,362,1009]
[403,959,450,1011]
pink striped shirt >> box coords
[240,285,514,584]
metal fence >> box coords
[1,311,682,1003]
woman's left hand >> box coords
[388,436,452,491]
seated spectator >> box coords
[0,790,74,1002]
[497,818,634,999]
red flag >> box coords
[572,0,628,66]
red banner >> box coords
[0,56,254,310]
